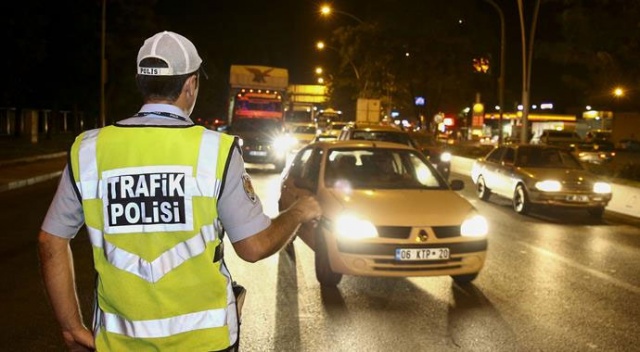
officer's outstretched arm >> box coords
[232,196,321,263]
[38,230,95,350]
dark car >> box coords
[470,144,612,218]
[338,122,450,178]
[227,118,289,172]
[408,131,452,179]
[571,141,616,164]
[617,139,640,152]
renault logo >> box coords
[417,229,429,242]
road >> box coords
[1,168,639,351]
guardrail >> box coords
[451,156,640,219]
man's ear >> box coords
[183,75,197,96]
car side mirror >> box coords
[449,179,464,191]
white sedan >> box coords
[279,140,488,287]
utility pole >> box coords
[517,0,541,144]
[483,0,506,145]
[100,0,106,127]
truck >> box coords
[226,65,290,172]
[356,98,381,122]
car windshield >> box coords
[351,131,413,146]
[324,148,445,189]
[292,125,316,134]
[516,147,583,169]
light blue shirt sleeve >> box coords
[217,148,271,243]
[41,166,85,239]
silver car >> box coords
[470,144,612,218]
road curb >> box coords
[0,152,68,168]
[0,171,64,193]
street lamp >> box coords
[319,4,364,24]
[316,41,360,82]
[315,67,323,75]
[613,87,625,97]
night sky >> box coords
[1,1,635,124]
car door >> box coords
[494,146,518,196]
[280,147,323,249]
[280,147,314,210]
[479,146,506,192]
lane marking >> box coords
[518,241,640,295]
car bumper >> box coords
[241,148,287,164]
[326,234,487,278]
[528,191,612,208]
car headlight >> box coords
[593,181,612,194]
[272,135,291,152]
[335,214,378,239]
[535,180,562,192]
[439,151,452,162]
[460,215,488,237]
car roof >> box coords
[346,122,405,131]
[500,143,570,150]
[311,139,416,150]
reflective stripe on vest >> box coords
[87,224,217,283]
[101,307,227,339]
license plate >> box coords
[249,151,267,156]
[395,248,450,261]
[566,195,589,202]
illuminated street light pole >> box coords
[316,41,361,82]
[320,4,364,24]
[483,0,505,145]
[517,0,541,144]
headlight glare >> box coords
[535,180,562,192]
[272,135,291,152]
[335,214,378,239]
[460,215,489,237]
[593,181,612,194]
[440,152,452,162]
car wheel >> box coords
[476,176,491,201]
[588,206,605,219]
[314,232,342,287]
[513,184,531,215]
[451,273,478,285]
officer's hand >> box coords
[62,326,95,351]
[292,195,322,224]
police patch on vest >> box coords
[242,173,257,203]
[102,166,195,234]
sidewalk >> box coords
[0,134,74,193]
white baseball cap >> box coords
[137,31,202,76]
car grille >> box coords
[376,226,411,239]
[337,240,487,256]
[372,257,463,272]
[561,181,593,192]
[375,226,461,239]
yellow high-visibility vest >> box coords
[70,125,238,351]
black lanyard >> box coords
[134,111,188,122]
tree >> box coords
[536,0,640,111]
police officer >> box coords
[38,31,321,351]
